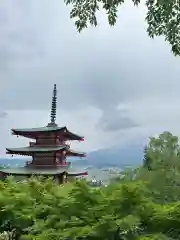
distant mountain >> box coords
[73,144,144,168]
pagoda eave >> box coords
[12,131,37,139]
[0,167,88,177]
[11,127,84,141]
[64,130,84,141]
[6,146,67,155]
[66,152,86,158]
[67,171,88,177]
[6,151,32,156]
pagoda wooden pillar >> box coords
[55,174,66,184]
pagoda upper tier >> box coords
[11,83,84,141]
[11,126,84,141]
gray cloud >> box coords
[100,116,139,131]
[0,0,180,138]
[0,111,7,118]
[97,107,140,131]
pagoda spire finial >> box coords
[50,84,57,124]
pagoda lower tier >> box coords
[0,146,87,183]
[0,165,88,184]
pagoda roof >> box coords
[12,126,84,140]
[0,166,88,176]
[67,149,86,157]
[6,146,86,157]
[6,146,66,154]
[12,125,65,133]
[0,167,68,175]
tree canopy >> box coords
[64,0,180,56]
[1,131,180,239]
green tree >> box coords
[0,177,74,240]
[142,145,152,170]
[111,130,180,203]
[143,131,180,170]
[64,0,180,56]
[0,177,34,240]
[136,131,180,203]
[0,177,170,239]
[3,157,180,239]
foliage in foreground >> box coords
[0,177,179,239]
[1,131,180,239]
[64,0,180,56]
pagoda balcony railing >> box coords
[64,144,70,148]
[29,142,36,147]
[26,161,32,166]
[25,161,71,167]
[29,142,70,148]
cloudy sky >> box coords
[0,0,180,155]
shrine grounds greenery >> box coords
[2,131,180,239]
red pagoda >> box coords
[0,84,88,183]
